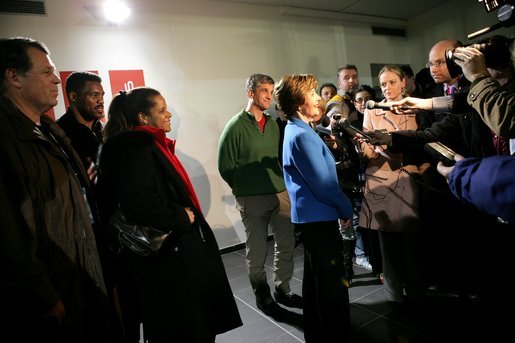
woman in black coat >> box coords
[97,87,242,343]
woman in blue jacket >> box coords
[274,74,353,343]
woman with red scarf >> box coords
[97,87,242,343]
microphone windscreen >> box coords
[337,117,349,127]
[365,100,376,110]
[320,115,331,127]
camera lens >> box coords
[444,48,463,79]
[445,49,454,61]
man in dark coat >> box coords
[57,71,105,169]
[0,37,116,342]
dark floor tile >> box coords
[268,332,305,343]
[349,303,385,329]
[227,273,252,293]
[350,316,423,343]
[232,297,267,325]
[233,284,256,305]
[221,251,246,270]
[224,264,248,281]
[291,268,304,282]
[220,240,475,343]
[217,316,293,343]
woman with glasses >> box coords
[353,85,376,129]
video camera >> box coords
[443,1,514,78]
[444,35,514,78]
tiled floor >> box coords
[216,241,495,343]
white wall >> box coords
[406,0,514,72]
[1,0,510,249]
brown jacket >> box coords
[0,96,111,341]
[358,107,428,232]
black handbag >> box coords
[109,208,172,257]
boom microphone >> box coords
[365,100,393,111]
[336,118,371,140]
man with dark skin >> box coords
[57,71,105,178]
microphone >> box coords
[320,115,331,127]
[467,4,514,40]
[314,115,333,136]
[365,100,393,111]
[336,118,371,140]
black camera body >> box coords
[444,36,514,79]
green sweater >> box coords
[218,109,286,196]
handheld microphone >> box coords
[365,100,393,111]
[320,115,331,127]
[336,118,371,140]
[314,115,333,137]
[467,4,514,40]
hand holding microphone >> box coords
[365,130,392,146]
[335,117,371,140]
[332,116,390,145]
[366,98,432,114]
[365,100,395,111]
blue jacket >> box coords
[282,117,353,224]
[449,155,515,223]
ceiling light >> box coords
[103,0,131,24]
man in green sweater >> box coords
[218,73,302,318]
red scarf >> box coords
[134,125,203,214]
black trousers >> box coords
[297,220,351,343]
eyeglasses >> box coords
[426,60,446,69]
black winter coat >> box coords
[97,130,242,342]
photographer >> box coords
[389,35,514,141]
[363,36,514,320]
[450,37,515,138]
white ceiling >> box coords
[211,0,452,21]
[71,0,456,28]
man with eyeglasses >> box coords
[57,71,105,171]
[425,39,470,99]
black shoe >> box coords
[274,290,303,309]
[256,297,285,319]
[426,285,460,299]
